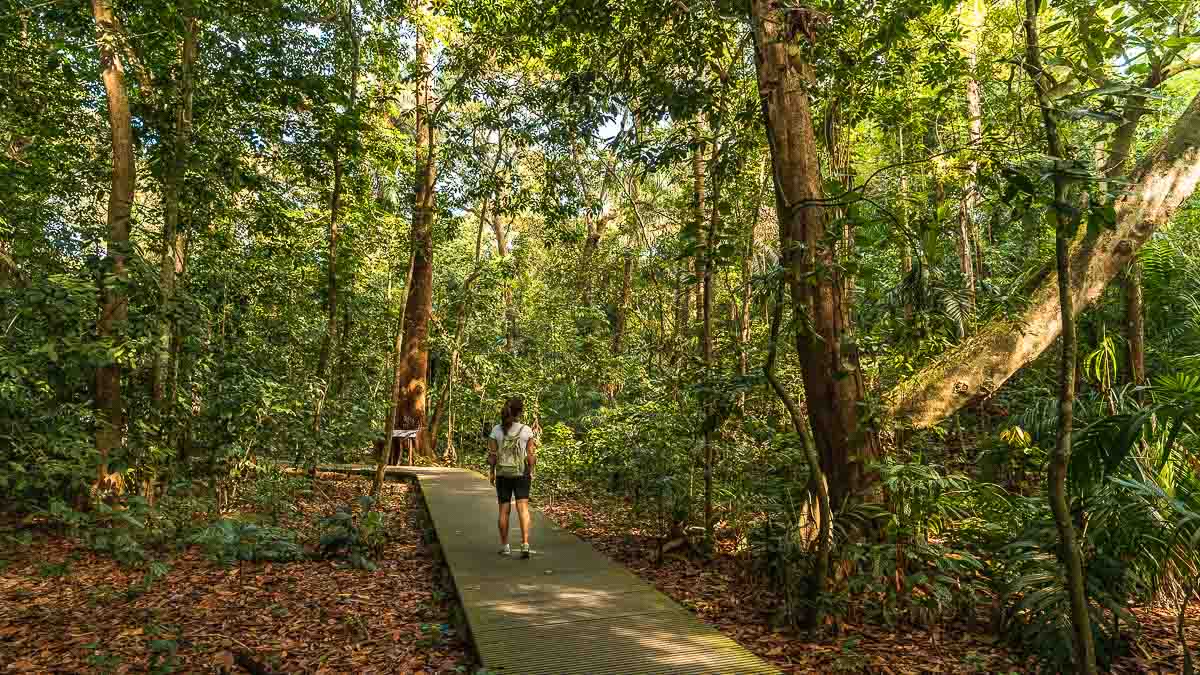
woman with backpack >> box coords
[488,396,537,558]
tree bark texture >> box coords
[752,0,877,507]
[889,90,1200,430]
[92,0,135,487]
[395,18,436,458]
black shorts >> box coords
[496,475,531,503]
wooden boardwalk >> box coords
[317,464,779,674]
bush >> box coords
[190,519,306,565]
[317,495,388,570]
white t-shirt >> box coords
[490,423,534,451]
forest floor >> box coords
[0,473,470,674]
[4,472,1198,674]
[541,489,1200,674]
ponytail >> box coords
[500,396,524,434]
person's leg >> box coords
[514,476,532,557]
[515,499,531,545]
[498,502,511,546]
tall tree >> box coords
[91,0,136,489]
[751,1,877,506]
[394,11,437,457]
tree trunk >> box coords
[373,253,414,497]
[332,283,354,398]
[1124,262,1146,385]
[574,140,611,309]
[492,212,517,349]
[962,0,986,284]
[692,131,706,331]
[890,90,1200,429]
[1105,69,1163,388]
[612,253,633,355]
[92,0,135,489]
[314,10,360,430]
[765,289,830,628]
[701,154,718,548]
[153,16,198,417]
[1022,4,1097,671]
[752,0,877,508]
[396,19,436,459]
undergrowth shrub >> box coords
[317,495,388,570]
[190,519,306,564]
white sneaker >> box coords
[520,543,531,559]
[499,544,511,556]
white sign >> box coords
[391,429,419,439]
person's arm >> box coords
[487,438,498,484]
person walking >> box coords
[488,397,537,558]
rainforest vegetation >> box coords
[3,0,1200,672]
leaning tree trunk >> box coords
[889,90,1200,430]
[1022,3,1097,671]
[153,16,198,419]
[395,20,436,459]
[752,0,878,508]
[92,0,135,490]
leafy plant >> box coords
[190,519,305,565]
[317,495,388,570]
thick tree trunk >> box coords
[752,1,877,508]
[153,17,198,416]
[1023,4,1097,671]
[890,90,1200,429]
[92,0,135,489]
[396,21,437,459]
